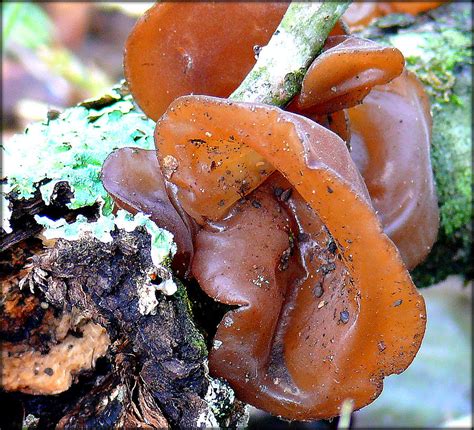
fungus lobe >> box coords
[289,35,405,115]
[124,1,350,122]
[348,71,439,269]
[124,2,289,121]
[101,147,195,276]
[155,95,426,420]
[109,3,438,420]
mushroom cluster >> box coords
[102,3,439,420]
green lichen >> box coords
[2,83,155,231]
[279,1,349,55]
[282,68,306,101]
[35,210,176,268]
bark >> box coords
[230,1,351,105]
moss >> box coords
[399,29,471,104]
[379,7,472,286]
[411,68,472,287]
[173,281,208,357]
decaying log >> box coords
[1,226,247,428]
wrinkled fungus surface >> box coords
[103,5,440,420]
[349,71,439,269]
[155,95,426,420]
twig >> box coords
[230,1,351,106]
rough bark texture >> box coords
[230,1,351,105]
[1,218,247,428]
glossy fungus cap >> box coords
[155,95,426,420]
[349,71,439,269]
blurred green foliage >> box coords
[3,2,52,51]
[2,2,111,103]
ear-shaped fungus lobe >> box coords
[156,96,426,420]
[101,148,194,275]
[349,71,439,270]
[124,2,289,121]
[289,35,405,115]
[343,2,443,30]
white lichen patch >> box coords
[1,198,13,234]
[137,280,160,316]
[197,377,239,428]
[196,408,220,429]
[114,211,176,267]
[156,277,178,296]
[254,28,305,92]
[34,214,116,243]
[35,210,176,269]
[138,268,177,316]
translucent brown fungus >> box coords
[155,95,426,420]
[152,32,404,222]
[343,2,444,30]
[124,2,350,122]
[124,2,289,121]
[113,5,436,420]
[288,35,405,115]
[101,147,195,275]
[348,71,439,269]
[305,110,351,144]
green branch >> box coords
[230,1,351,105]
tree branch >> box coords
[230,1,351,105]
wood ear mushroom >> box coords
[100,4,442,420]
[155,96,427,420]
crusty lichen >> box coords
[197,376,248,428]
[35,210,176,269]
[1,83,155,233]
